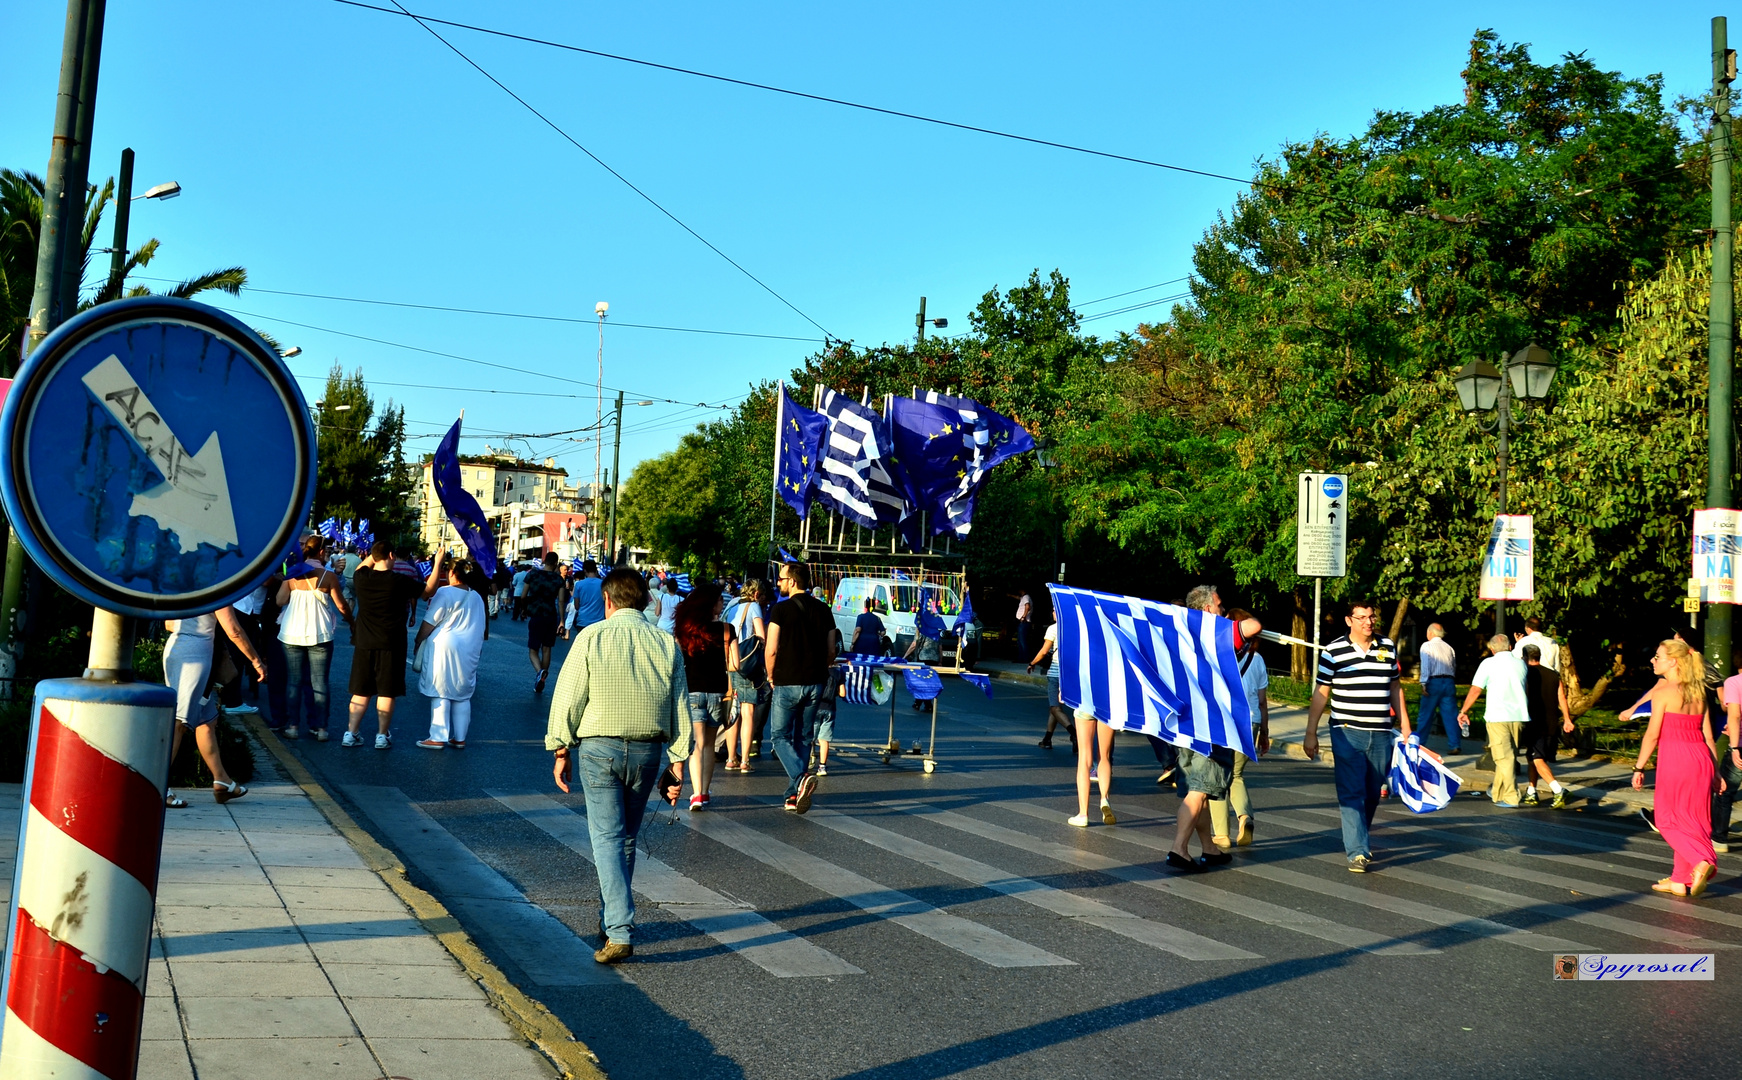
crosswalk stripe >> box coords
[487,792,863,978]
[1261,803,1742,934]
[921,801,1435,954]
[343,785,624,987]
[1281,804,1732,891]
[1000,802,1591,952]
[679,809,1074,968]
[801,806,1256,961]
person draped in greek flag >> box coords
[1303,599,1412,872]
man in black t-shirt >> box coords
[523,552,567,694]
[765,561,838,814]
[346,541,431,748]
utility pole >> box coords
[106,145,133,299]
[1708,14,1736,678]
[606,390,624,564]
[56,0,104,316]
[1495,352,1512,638]
[1,0,106,690]
[915,296,927,345]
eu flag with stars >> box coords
[776,384,829,520]
[888,393,1035,538]
[432,417,499,577]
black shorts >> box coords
[348,647,406,699]
[1523,718,1559,761]
[527,614,559,651]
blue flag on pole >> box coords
[1048,583,1255,760]
[904,665,943,701]
[960,672,992,698]
[775,384,829,520]
[432,417,499,578]
[888,393,1035,538]
[953,587,976,632]
[916,595,947,641]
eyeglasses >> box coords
[1348,614,1378,622]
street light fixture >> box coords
[134,181,180,201]
[280,346,302,359]
[1453,343,1558,635]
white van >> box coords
[830,576,964,658]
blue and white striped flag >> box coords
[837,652,893,667]
[1388,735,1462,813]
[1048,584,1255,759]
[673,572,692,594]
[815,389,908,529]
[844,664,878,705]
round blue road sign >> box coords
[0,297,315,618]
[1321,475,1344,500]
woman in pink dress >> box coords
[1631,639,1725,897]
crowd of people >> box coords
[161,545,1734,962]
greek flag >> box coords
[1388,735,1462,813]
[837,652,893,667]
[673,572,692,593]
[844,664,878,705]
[815,389,909,529]
[1048,583,1255,759]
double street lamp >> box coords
[1453,343,1558,635]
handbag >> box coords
[411,637,430,674]
[735,634,766,684]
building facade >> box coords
[412,448,597,561]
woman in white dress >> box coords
[415,551,489,749]
[656,577,683,633]
[163,607,267,806]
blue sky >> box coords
[0,1,1722,483]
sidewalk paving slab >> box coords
[0,727,564,1080]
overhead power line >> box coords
[379,0,836,340]
[1077,276,1193,308]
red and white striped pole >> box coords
[1,650,175,1079]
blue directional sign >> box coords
[1321,475,1344,500]
[0,298,315,618]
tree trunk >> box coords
[1562,644,1624,719]
[1291,587,1309,680]
[1386,597,1410,645]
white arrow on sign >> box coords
[80,355,238,553]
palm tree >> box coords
[0,167,258,366]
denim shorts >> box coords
[1174,745,1234,800]
[688,692,727,726]
[1047,676,1061,707]
[728,671,766,702]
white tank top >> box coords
[279,576,339,646]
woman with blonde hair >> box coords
[1631,638,1725,897]
[724,578,769,771]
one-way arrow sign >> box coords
[81,355,238,553]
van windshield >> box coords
[890,584,961,615]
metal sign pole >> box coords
[1310,578,1322,696]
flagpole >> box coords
[767,381,783,574]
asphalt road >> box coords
[263,610,1742,1080]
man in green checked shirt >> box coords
[547,568,691,964]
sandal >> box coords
[724,760,741,771]
[1690,861,1716,898]
[1650,878,1689,897]
[450,740,466,749]
[212,780,247,805]
[164,791,187,809]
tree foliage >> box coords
[312,364,416,548]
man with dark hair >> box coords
[547,566,690,964]
[523,551,566,694]
[1520,643,1574,808]
[344,540,430,749]
[565,559,606,639]
[765,560,837,813]
[1304,599,1411,872]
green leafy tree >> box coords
[312,364,415,547]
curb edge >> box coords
[237,713,606,1080]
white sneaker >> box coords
[340,731,360,747]
[281,726,299,740]
[374,733,391,750]
[313,729,329,742]
[816,763,828,776]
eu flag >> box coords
[433,417,499,577]
[775,384,829,520]
[888,393,1035,538]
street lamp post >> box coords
[100,147,179,302]
[1454,344,1557,636]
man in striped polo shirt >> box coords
[1303,599,1411,872]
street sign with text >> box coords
[1692,507,1742,604]
[1296,473,1347,577]
[0,297,315,618]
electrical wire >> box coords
[1076,276,1193,307]
[381,0,836,340]
[129,276,825,343]
[1078,291,1193,323]
[225,303,742,410]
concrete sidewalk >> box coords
[0,736,580,1080]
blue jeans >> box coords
[769,683,826,798]
[1330,726,1393,860]
[578,737,666,945]
[283,641,333,731]
[1418,675,1460,751]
